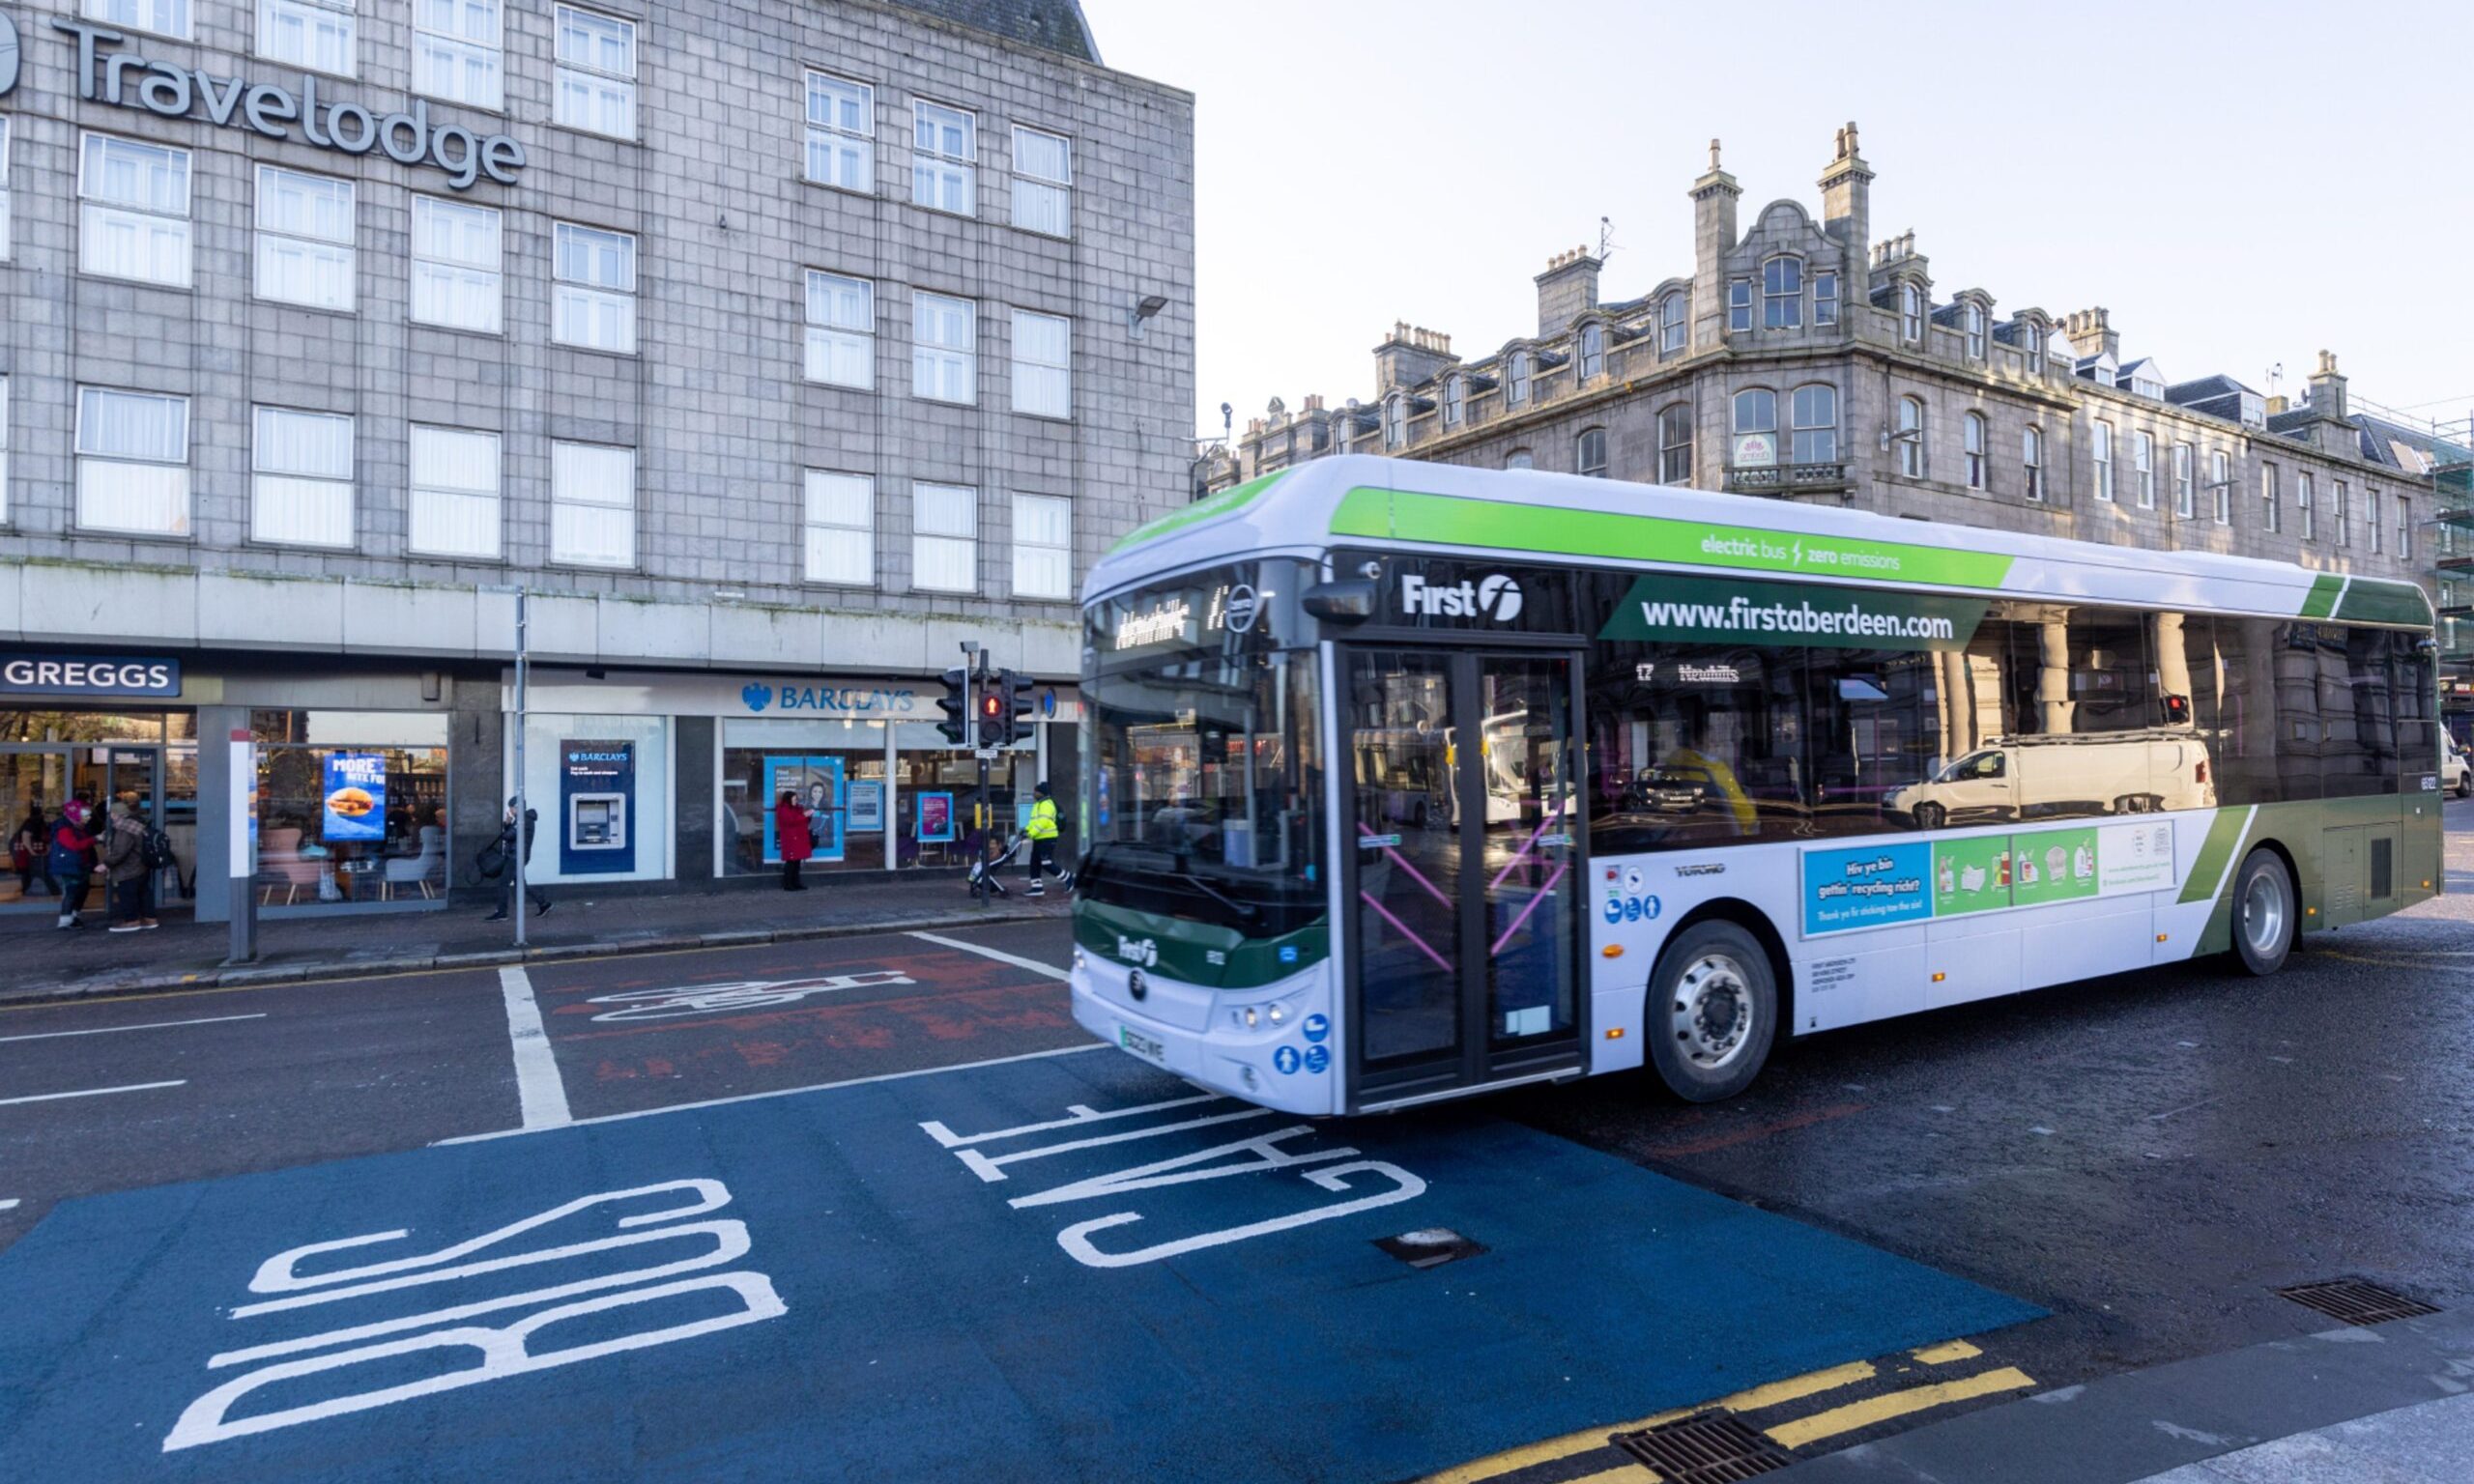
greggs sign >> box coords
[50,17,526,189]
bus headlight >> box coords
[1267,1004,1286,1025]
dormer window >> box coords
[1762,257,1801,328]
[1899,283,1923,344]
[1508,352,1532,407]
[1814,271,1838,328]
[1660,293,1686,354]
[2238,391,2265,428]
[1728,279,1753,333]
[1963,303,1985,360]
[2025,324,2046,376]
[1443,375,1465,428]
[1382,395,1405,450]
[2133,373,2164,399]
[1579,324,1605,382]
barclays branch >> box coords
[0,0,1191,920]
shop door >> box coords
[0,751,72,905]
[76,747,162,823]
[1343,647,1583,1104]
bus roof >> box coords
[1089,456,2432,629]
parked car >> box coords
[2446,732,2471,799]
[1886,730,2216,830]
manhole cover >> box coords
[2276,1279,2439,1327]
[1372,1228,1486,1269]
[1613,1409,1795,1482]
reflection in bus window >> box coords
[1584,643,1804,853]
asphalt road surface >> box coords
[1,803,2468,1481]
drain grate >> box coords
[1372,1228,1486,1270]
[2277,1279,2439,1327]
[1613,1410,1795,1483]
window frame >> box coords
[2298,471,2316,541]
[551,220,639,356]
[407,424,503,561]
[0,117,13,263]
[910,99,978,217]
[1508,352,1532,407]
[1578,323,1606,381]
[1899,282,1923,343]
[1442,374,1465,428]
[2133,431,2155,509]
[1790,384,1837,466]
[1761,256,1801,329]
[414,0,505,111]
[258,0,359,80]
[252,163,357,314]
[1009,307,1072,420]
[0,375,11,525]
[1575,426,1608,478]
[1658,403,1692,484]
[2025,323,2045,376]
[2334,479,2350,547]
[1011,491,1073,600]
[1382,394,1406,450]
[911,480,979,594]
[2172,441,2195,519]
[803,270,876,390]
[552,4,638,141]
[1895,395,1926,478]
[1660,293,1686,354]
[2092,419,2114,502]
[1010,125,1073,239]
[548,440,638,569]
[82,0,193,42]
[911,290,977,405]
[1813,270,1838,328]
[804,71,875,193]
[73,385,192,538]
[2211,449,2232,527]
[802,469,875,587]
[77,132,194,290]
[1962,302,1985,360]
[2023,424,2044,501]
[1962,410,1987,490]
[410,193,503,334]
[249,404,357,549]
[2368,485,2381,555]
[1728,278,1753,333]
[2263,463,2281,534]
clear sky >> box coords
[1080,0,2474,442]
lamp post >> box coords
[513,587,530,948]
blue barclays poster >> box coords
[320,753,386,843]
[762,756,846,865]
[1802,842,1933,936]
[559,740,636,876]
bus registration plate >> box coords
[1118,1025,1168,1065]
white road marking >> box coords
[0,1198,19,1211]
[433,1042,1106,1146]
[0,1079,187,1107]
[906,929,1071,981]
[0,1013,269,1044]
[497,967,572,1131]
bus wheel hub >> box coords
[1675,955,1751,1068]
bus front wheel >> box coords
[1646,920,1777,1103]
[2231,848,2295,977]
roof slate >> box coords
[885,0,1097,61]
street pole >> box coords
[227,728,256,964]
[514,587,530,949]
[964,642,988,908]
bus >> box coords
[1070,456,2444,1113]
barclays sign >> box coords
[50,17,525,189]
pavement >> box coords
[0,873,1068,1004]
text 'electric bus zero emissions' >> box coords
[1070,456,2444,1113]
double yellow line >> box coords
[1423,1339,2033,1484]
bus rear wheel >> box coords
[2231,847,2294,977]
[1646,920,1777,1103]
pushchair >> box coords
[964,830,1026,896]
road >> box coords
[1,803,2468,1481]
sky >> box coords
[1079,0,2474,442]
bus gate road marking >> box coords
[577,971,918,1022]
[906,928,1071,980]
[0,1079,187,1107]
[0,1012,270,1043]
[496,967,571,1131]
[0,1046,2038,1483]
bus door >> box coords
[1341,647,1584,1107]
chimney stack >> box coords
[2063,307,2119,360]
[1373,322,1457,392]
[1535,246,1602,338]
[2306,350,2348,423]
[1689,138,1741,354]
[1818,120,1872,250]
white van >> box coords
[1888,730,2216,829]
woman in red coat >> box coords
[774,790,813,891]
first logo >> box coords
[0,11,21,99]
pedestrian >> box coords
[49,803,97,929]
[775,789,812,891]
[483,797,553,922]
[1021,781,1072,897]
[13,800,51,899]
[101,799,158,932]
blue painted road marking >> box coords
[0,1054,2038,1483]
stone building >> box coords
[1211,125,2429,598]
[0,0,1193,919]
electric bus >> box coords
[1070,456,2444,1113]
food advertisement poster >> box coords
[2012,827,2100,907]
[321,753,386,842]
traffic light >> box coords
[935,667,970,745]
[1000,670,1037,747]
[976,683,1008,748]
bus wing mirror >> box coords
[1303,579,1377,623]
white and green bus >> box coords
[1071,456,2445,1112]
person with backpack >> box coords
[101,799,158,932]
[49,802,97,929]
[483,797,552,922]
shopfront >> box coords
[249,710,455,910]
[511,669,1078,887]
[0,708,197,911]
